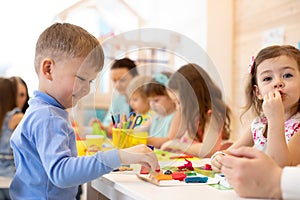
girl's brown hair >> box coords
[126,75,152,100]
[144,72,172,97]
[244,45,300,116]
[168,63,231,141]
[0,77,18,135]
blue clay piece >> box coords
[184,176,208,183]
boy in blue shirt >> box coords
[10,23,160,200]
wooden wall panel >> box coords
[232,0,300,139]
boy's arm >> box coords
[36,117,120,187]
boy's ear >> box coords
[254,85,263,100]
[41,58,54,80]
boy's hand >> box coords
[118,144,160,172]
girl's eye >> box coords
[283,73,293,79]
[262,76,272,82]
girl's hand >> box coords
[118,144,160,172]
[262,91,284,120]
[160,139,185,152]
[210,151,226,172]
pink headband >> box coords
[248,56,255,74]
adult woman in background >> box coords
[10,76,29,113]
[0,77,24,199]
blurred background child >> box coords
[141,72,184,148]
[126,75,153,125]
[0,77,25,199]
[161,63,231,157]
[10,76,29,113]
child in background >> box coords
[0,77,24,199]
[161,63,231,157]
[10,23,160,200]
[142,72,184,148]
[211,45,300,172]
[126,75,153,125]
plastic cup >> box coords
[86,135,105,155]
[76,140,87,157]
[112,128,148,148]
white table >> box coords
[89,170,267,200]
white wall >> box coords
[0,0,78,96]
[0,0,207,97]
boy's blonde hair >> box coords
[34,23,104,73]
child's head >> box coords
[110,58,138,95]
[126,75,152,115]
[168,63,230,141]
[10,76,29,113]
[245,45,300,115]
[34,23,104,109]
[0,77,18,132]
[144,72,176,116]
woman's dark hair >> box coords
[0,77,18,135]
[10,76,29,113]
[111,58,138,77]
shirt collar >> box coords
[31,90,65,109]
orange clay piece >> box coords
[155,174,172,181]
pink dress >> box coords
[251,112,300,152]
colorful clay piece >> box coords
[164,170,172,175]
[185,172,197,176]
[171,172,187,181]
[155,174,172,181]
[203,164,212,170]
[177,159,194,171]
[184,176,208,183]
